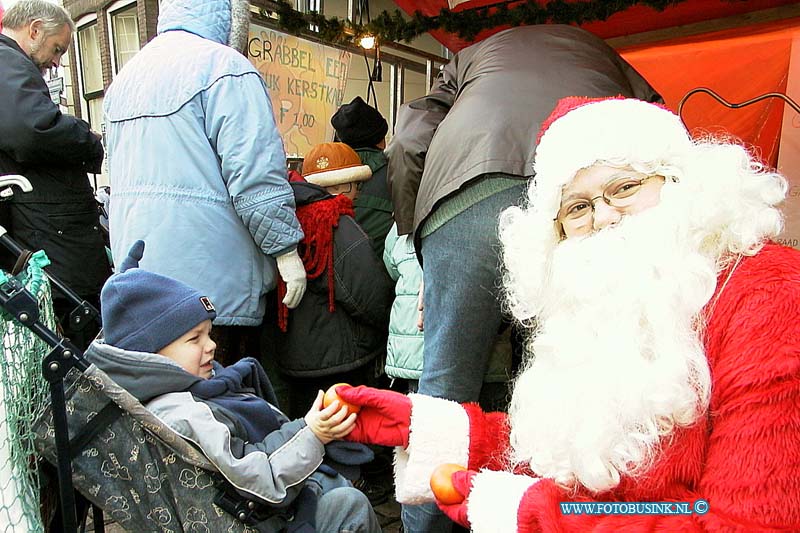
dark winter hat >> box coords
[331,96,388,148]
[101,241,217,353]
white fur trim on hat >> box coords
[393,393,470,504]
[468,470,539,533]
[533,99,691,224]
[303,164,372,188]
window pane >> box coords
[112,6,140,73]
[77,24,103,94]
[87,95,108,184]
[86,96,105,133]
[403,69,426,104]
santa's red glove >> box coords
[435,469,476,528]
[336,385,411,447]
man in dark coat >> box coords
[0,0,110,348]
[331,96,394,259]
[385,24,662,532]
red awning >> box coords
[395,0,799,52]
[620,17,800,167]
[395,0,800,167]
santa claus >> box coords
[337,96,800,531]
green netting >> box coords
[0,251,57,533]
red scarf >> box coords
[278,194,354,332]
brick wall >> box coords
[62,0,158,110]
[63,0,102,20]
[140,0,159,43]
[97,10,111,89]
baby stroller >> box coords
[0,176,306,533]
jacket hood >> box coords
[85,341,203,403]
[291,181,334,207]
[157,0,235,45]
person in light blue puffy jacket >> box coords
[103,0,306,365]
[382,224,424,381]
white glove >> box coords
[276,249,307,309]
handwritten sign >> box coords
[248,25,353,157]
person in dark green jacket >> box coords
[331,97,394,258]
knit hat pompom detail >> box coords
[101,240,217,354]
[302,142,372,187]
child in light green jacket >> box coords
[383,223,514,409]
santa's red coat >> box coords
[395,243,800,531]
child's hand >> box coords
[304,390,357,444]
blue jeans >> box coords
[403,181,527,533]
[316,487,381,532]
[418,182,526,402]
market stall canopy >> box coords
[620,16,800,168]
[621,15,800,248]
[388,0,799,167]
[394,0,799,52]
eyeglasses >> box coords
[555,174,665,230]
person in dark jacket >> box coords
[331,97,394,259]
[385,24,662,532]
[0,0,110,349]
[265,142,394,420]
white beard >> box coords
[508,205,714,493]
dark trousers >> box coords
[210,325,263,367]
[279,362,379,420]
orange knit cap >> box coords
[302,142,372,187]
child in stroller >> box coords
[84,240,381,532]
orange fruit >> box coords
[430,463,468,505]
[322,383,361,416]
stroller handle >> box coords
[0,174,33,198]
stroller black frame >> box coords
[0,228,102,533]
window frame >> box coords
[73,13,102,128]
[106,0,139,76]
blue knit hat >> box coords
[101,241,217,353]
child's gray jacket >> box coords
[85,342,326,507]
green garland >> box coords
[262,0,698,45]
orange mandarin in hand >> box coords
[322,383,361,416]
[430,463,468,505]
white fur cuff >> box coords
[468,470,538,533]
[393,394,470,504]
